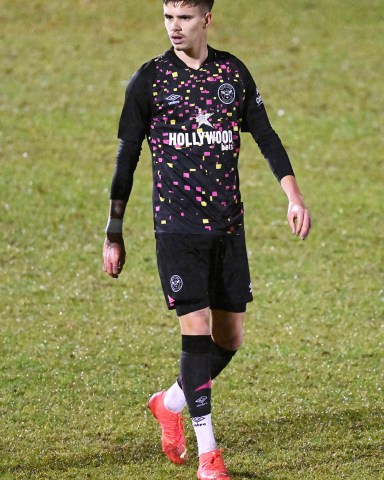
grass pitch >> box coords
[1,1,383,479]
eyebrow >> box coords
[164,13,194,19]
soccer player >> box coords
[103,0,311,478]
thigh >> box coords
[156,234,213,316]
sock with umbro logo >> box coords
[179,335,218,455]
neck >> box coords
[173,42,209,70]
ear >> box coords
[203,12,212,29]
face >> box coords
[163,3,211,53]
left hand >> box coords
[287,199,311,240]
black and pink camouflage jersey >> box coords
[116,46,294,235]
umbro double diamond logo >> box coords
[192,416,207,427]
[195,395,208,407]
[166,94,181,105]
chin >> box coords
[174,45,185,51]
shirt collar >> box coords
[166,45,215,70]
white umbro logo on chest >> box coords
[166,94,181,105]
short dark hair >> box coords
[163,0,214,12]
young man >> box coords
[103,1,311,478]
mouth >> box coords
[171,35,184,44]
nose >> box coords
[171,19,181,32]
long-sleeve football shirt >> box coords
[111,46,295,235]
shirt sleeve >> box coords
[237,59,295,181]
[110,60,155,201]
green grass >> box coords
[1,0,383,478]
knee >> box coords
[213,331,243,351]
[211,310,245,351]
[179,308,211,335]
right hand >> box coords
[103,236,126,278]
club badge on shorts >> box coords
[170,275,183,292]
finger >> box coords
[110,247,121,276]
[112,256,119,276]
[300,211,311,240]
[104,245,118,276]
[288,212,296,234]
[103,241,110,273]
[118,253,126,273]
[288,204,301,234]
[108,262,119,278]
[294,210,304,236]
[103,254,110,274]
[106,258,115,276]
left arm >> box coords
[237,59,311,240]
[280,175,311,240]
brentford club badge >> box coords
[218,83,235,104]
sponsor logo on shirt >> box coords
[195,108,214,128]
[168,108,235,151]
[166,94,181,105]
[168,130,234,150]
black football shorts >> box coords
[156,233,253,316]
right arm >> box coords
[102,141,137,279]
[103,61,154,278]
